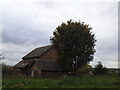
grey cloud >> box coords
[37,2,56,9]
[96,38,117,55]
[2,27,49,45]
[2,15,51,45]
[2,1,118,68]
[99,2,117,17]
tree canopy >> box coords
[50,19,96,75]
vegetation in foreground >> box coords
[2,73,119,88]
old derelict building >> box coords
[14,45,64,77]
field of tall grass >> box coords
[2,73,119,88]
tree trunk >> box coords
[73,64,77,76]
[73,57,77,76]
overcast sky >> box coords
[1,0,119,68]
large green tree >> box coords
[50,20,96,75]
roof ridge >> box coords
[36,45,52,49]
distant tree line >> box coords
[93,61,108,75]
[0,54,15,77]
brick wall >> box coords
[30,63,42,77]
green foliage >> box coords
[2,74,118,88]
[2,63,15,77]
[93,61,108,75]
[50,19,96,75]
[77,64,93,77]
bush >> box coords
[77,64,93,77]
[93,61,107,75]
[2,63,15,77]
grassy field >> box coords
[2,74,119,88]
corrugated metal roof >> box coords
[22,45,52,59]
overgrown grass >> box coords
[2,73,119,88]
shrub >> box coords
[93,61,107,75]
[2,63,15,77]
[77,64,93,77]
